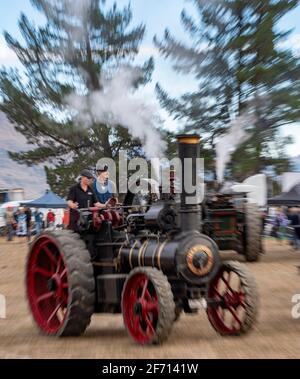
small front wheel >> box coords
[206,261,258,335]
[122,267,175,345]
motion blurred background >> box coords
[0,0,300,199]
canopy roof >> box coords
[20,190,67,209]
[268,183,300,206]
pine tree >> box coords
[0,0,153,196]
[154,0,300,181]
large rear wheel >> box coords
[26,230,95,336]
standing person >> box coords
[288,207,300,250]
[46,209,55,229]
[67,169,103,232]
[25,207,32,242]
[93,163,118,206]
[62,209,70,229]
[16,207,27,242]
[5,206,16,242]
[34,208,43,235]
[273,207,289,244]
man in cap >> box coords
[67,169,104,231]
[93,162,118,206]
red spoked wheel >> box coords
[206,261,258,335]
[27,236,68,334]
[122,267,175,345]
[26,230,95,336]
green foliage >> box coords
[0,0,153,194]
[155,0,300,180]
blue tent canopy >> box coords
[21,190,67,209]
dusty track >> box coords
[0,237,300,358]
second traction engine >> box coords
[26,134,259,345]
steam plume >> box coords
[216,114,253,183]
[67,66,166,159]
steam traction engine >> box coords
[202,193,263,262]
[26,135,259,345]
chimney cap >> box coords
[176,134,200,144]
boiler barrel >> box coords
[118,231,221,285]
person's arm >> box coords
[103,181,118,208]
[67,186,79,209]
[93,191,106,209]
[111,181,118,203]
[94,202,107,209]
[91,189,106,209]
[67,200,79,209]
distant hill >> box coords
[0,113,47,199]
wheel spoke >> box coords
[33,267,53,278]
[221,307,225,320]
[212,286,223,299]
[129,288,138,305]
[47,302,62,325]
[145,299,158,313]
[217,307,226,322]
[144,289,152,301]
[227,306,242,326]
[61,267,67,277]
[37,291,54,304]
[132,315,141,331]
[231,308,242,329]
[237,291,246,308]
[42,245,58,266]
[221,274,235,295]
[140,278,149,300]
[145,315,155,335]
[56,255,62,274]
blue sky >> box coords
[0,0,300,156]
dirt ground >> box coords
[0,237,300,359]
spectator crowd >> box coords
[269,207,300,250]
[4,207,57,242]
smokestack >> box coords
[177,134,201,232]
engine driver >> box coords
[67,169,104,231]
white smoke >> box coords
[67,66,166,159]
[67,0,92,17]
[216,114,253,183]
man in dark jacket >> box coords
[288,207,300,250]
[24,207,32,242]
[67,169,103,231]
